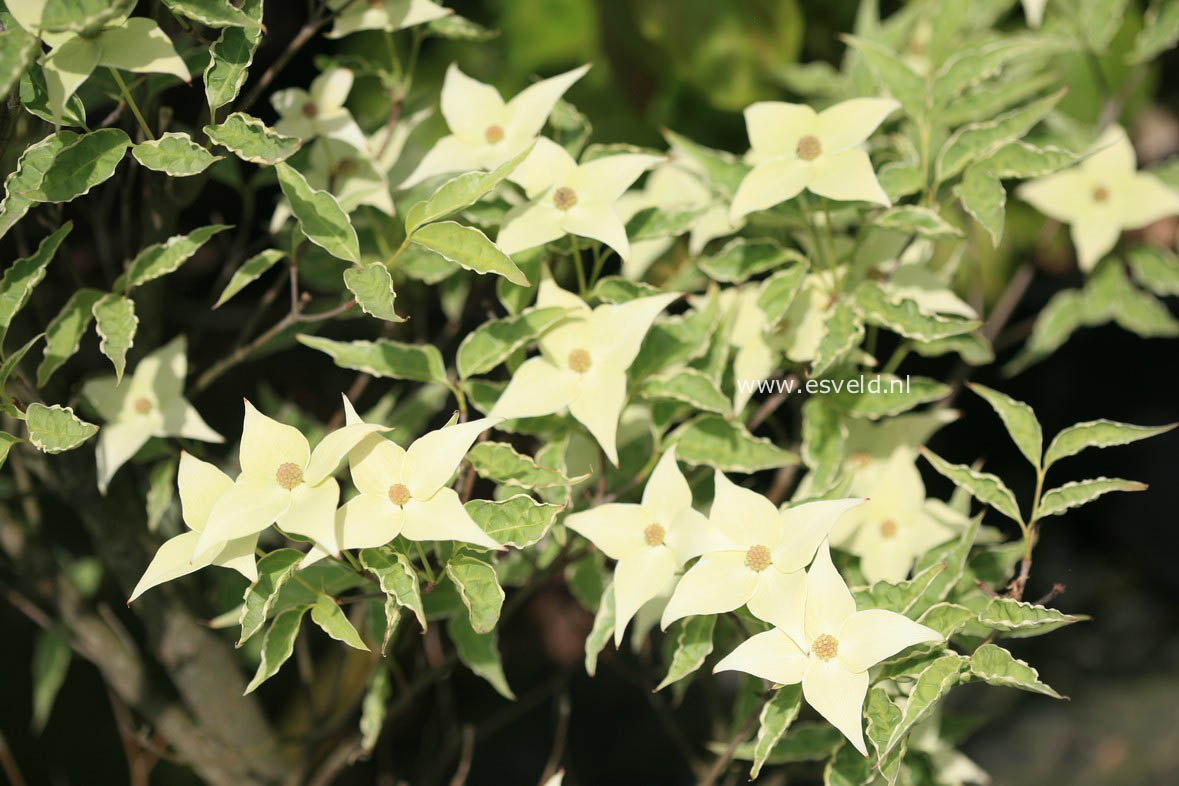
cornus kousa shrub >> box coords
[2,1,1179,784]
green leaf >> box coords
[310,593,369,651]
[92,293,137,382]
[975,598,1084,638]
[800,397,846,493]
[0,432,22,470]
[843,35,927,122]
[456,306,571,378]
[36,287,103,386]
[464,495,563,548]
[956,165,1006,246]
[465,442,582,490]
[1126,246,1179,297]
[30,630,71,734]
[637,368,730,414]
[877,162,924,201]
[162,0,263,28]
[880,654,966,758]
[446,554,504,634]
[405,146,533,235]
[812,302,864,377]
[750,685,802,779]
[360,547,426,630]
[24,403,97,453]
[425,13,499,40]
[1003,289,1087,375]
[1043,419,1175,468]
[34,0,136,33]
[1037,477,1147,519]
[824,374,950,420]
[912,517,981,613]
[920,448,1021,523]
[698,239,802,283]
[145,456,178,533]
[0,222,71,347]
[935,88,1067,182]
[968,383,1042,469]
[411,221,527,285]
[131,132,221,177]
[447,612,514,699]
[0,20,37,102]
[864,687,905,784]
[854,560,947,616]
[654,615,716,691]
[343,261,404,322]
[31,129,131,203]
[244,606,308,694]
[984,141,1078,178]
[1079,0,1130,51]
[916,602,976,639]
[968,643,1063,698]
[670,414,797,473]
[824,740,874,786]
[874,206,963,239]
[588,276,663,304]
[933,35,1057,105]
[205,112,301,166]
[1130,0,1179,62]
[854,281,981,342]
[757,258,811,327]
[584,582,614,677]
[203,0,263,115]
[237,549,304,646]
[661,128,749,196]
[275,161,359,262]
[625,205,708,242]
[0,131,77,240]
[297,334,448,386]
[117,224,231,292]
[214,249,285,308]
[630,299,719,379]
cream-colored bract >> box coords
[271,68,368,151]
[301,400,503,566]
[402,63,591,187]
[730,98,899,220]
[128,452,258,603]
[326,0,452,38]
[192,397,388,560]
[487,273,678,465]
[714,542,941,755]
[563,448,715,645]
[659,471,862,643]
[1021,0,1048,27]
[497,138,662,259]
[82,336,223,494]
[1016,125,1179,272]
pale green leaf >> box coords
[654,614,715,691]
[911,517,981,613]
[360,547,426,630]
[0,21,37,102]
[117,224,231,292]
[205,112,301,165]
[1037,477,1147,519]
[214,249,285,308]
[984,141,1078,178]
[1079,0,1130,51]
[203,0,263,115]
[935,88,1067,182]
[877,162,924,201]
[757,259,810,327]
[864,687,904,784]
[343,261,404,322]
[162,0,263,28]
[698,239,802,283]
[920,448,1021,523]
[36,287,103,385]
[1044,419,1175,468]
[131,132,221,176]
[456,306,571,378]
[275,161,359,262]
[1126,246,1179,297]
[31,128,131,203]
[975,598,1084,638]
[661,128,749,196]
[425,13,498,40]
[411,221,527,285]
[359,667,391,752]
[968,643,1062,698]
[465,442,583,490]
[446,553,504,634]
[874,206,963,239]
[670,414,798,473]
[588,276,663,304]
[968,383,1042,468]
[238,549,304,646]
[310,593,369,651]
[625,205,708,242]
[637,368,730,414]
[915,602,976,639]
[145,456,177,533]
[956,165,1006,246]
[24,403,98,454]
[932,35,1059,105]
[824,374,950,420]
[297,334,449,385]
[0,222,71,347]
[853,560,947,616]
[34,0,136,34]
[1130,0,1179,62]
[30,630,71,734]
[405,145,533,235]
[447,612,514,699]
[465,494,563,548]
[92,293,137,381]
[854,281,981,342]
[843,35,927,122]
[824,740,875,786]
[812,301,864,377]
[244,606,307,693]
[880,654,967,758]
[0,131,77,240]
[800,397,846,493]
[750,685,802,779]
[584,582,614,677]
[0,432,22,470]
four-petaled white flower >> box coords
[402,63,591,187]
[302,402,502,566]
[660,471,862,644]
[563,448,714,645]
[129,452,257,603]
[730,98,899,220]
[488,273,678,464]
[1017,125,1179,272]
[192,398,387,559]
[714,541,941,755]
[497,137,663,259]
[82,336,222,494]
[272,68,368,151]
[326,0,452,39]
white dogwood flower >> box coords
[714,542,941,755]
[1017,124,1179,271]
[660,471,862,643]
[402,63,590,187]
[128,453,257,603]
[272,68,367,151]
[730,98,899,220]
[326,0,452,39]
[82,336,222,494]
[302,402,502,566]
[192,398,387,559]
[497,137,662,258]
[564,448,715,645]
[487,274,677,464]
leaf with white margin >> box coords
[669,414,798,473]
[162,0,264,28]
[1037,477,1146,519]
[310,593,369,651]
[343,261,404,322]
[360,547,427,630]
[464,495,563,548]
[935,88,1067,182]
[24,403,98,453]
[411,221,527,285]
[237,549,304,646]
[446,553,504,633]
[116,224,231,291]
[968,383,1042,469]
[456,306,571,378]
[0,221,71,346]
[244,605,308,693]
[37,287,103,385]
[919,448,1022,523]
[854,281,981,342]
[637,368,730,414]
[448,612,514,699]
[968,643,1063,698]
[584,582,614,677]
[824,374,950,420]
[92,293,137,381]
[874,206,963,239]
[131,132,221,176]
[405,144,534,235]
[297,334,449,386]
[213,249,285,308]
[0,21,37,101]
[275,161,359,262]
[750,685,802,779]
[204,112,301,165]
[29,128,130,203]
[698,239,801,284]
[811,301,864,377]
[879,653,967,758]
[975,598,1085,638]
[465,443,583,490]
[654,615,715,692]
[1043,419,1175,468]
[203,0,263,115]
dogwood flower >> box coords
[128,453,257,603]
[326,0,452,39]
[730,98,899,220]
[830,447,956,583]
[564,448,715,645]
[402,63,590,187]
[714,542,941,755]
[192,398,387,559]
[487,273,678,464]
[1017,125,1179,271]
[82,336,222,494]
[302,402,502,566]
[6,2,189,123]
[271,68,367,151]
[497,138,662,258]
[660,471,862,643]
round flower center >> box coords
[485,124,505,144]
[744,545,772,572]
[275,462,303,490]
[133,397,152,414]
[388,483,411,506]
[880,519,898,539]
[812,633,839,661]
[568,348,592,373]
[552,186,578,211]
[1092,185,1110,203]
[643,523,666,547]
[796,134,822,161]
[368,0,384,7]
[301,102,318,119]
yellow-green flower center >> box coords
[552,186,578,211]
[880,519,898,539]
[568,348,592,373]
[812,633,838,660]
[134,397,152,414]
[796,135,822,161]
[485,124,505,144]
[276,462,303,490]
[744,545,772,572]
[302,102,318,119]
[644,523,666,547]
[1092,185,1110,203]
[388,483,411,506]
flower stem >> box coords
[108,68,153,140]
[415,541,438,584]
[569,236,588,295]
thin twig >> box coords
[448,725,476,786]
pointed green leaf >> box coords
[297,334,449,386]
[0,131,78,240]
[447,612,514,699]
[661,128,749,196]
[968,643,1063,698]
[205,112,301,165]
[425,13,498,40]
[465,442,583,490]
[916,602,976,639]
[36,287,103,386]
[145,455,178,533]
[359,666,391,752]
[843,35,927,122]
[91,293,137,381]
[0,432,22,470]
[698,239,802,284]
[812,301,864,377]
[244,606,308,693]
[935,88,1067,181]
[825,374,950,420]
[117,224,231,292]
[343,261,404,322]
[874,206,963,239]
[203,0,263,115]
[750,685,802,778]
[1037,477,1147,519]
[360,547,427,630]
[411,221,527,285]
[854,560,947,615]
[445,553,504,634]
[30,629,71,734]
[162,0,263,28]
[131,132,221,176]
[864,686,905,784]
[238,549,304,646]
[310,593,369,651]
[405,145,534,235]
[956,165,1006,246]
[584,582,615,677]
[31,128,131,203]
[24,403,98,453]
[464,494,563,548]
[969,383,1042,468]
[757,258,811,327]
[1130,0,1179,62]
[654,614,716,691]
[912,517,981,613]
[920,448,1021,523]
[625,205,708,242]
[1044,419,1176,468]
[0,222,71,347]
[0,21,37,102]
[275,161,359,262]
[214,249,285,308]
[456,306,570,378]
[855,281,981,342]
[976,598,1084,638]
[880,654,967,758]
[637,368,730,414]
[670,414,798,473]
[1126,246,1179,297]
